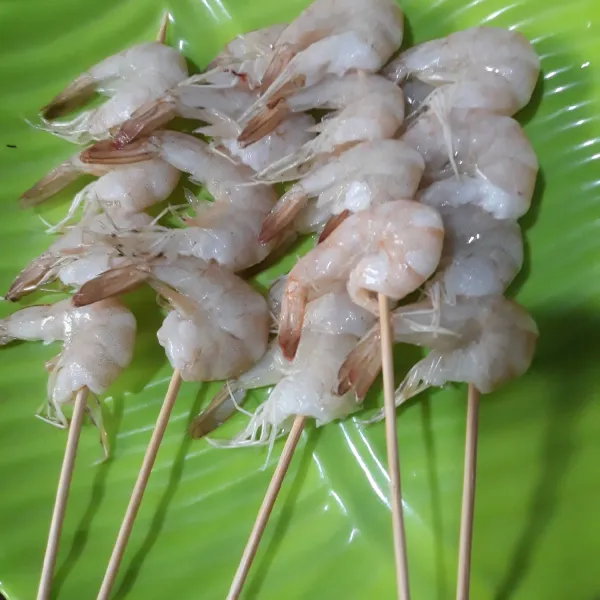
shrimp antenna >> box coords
[456,384,480,600]
[225,414,305,600]
[37,387,89,600]
[378,293,411,600]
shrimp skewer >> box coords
[73,255,270,600]
[81,131,280,272]
[259,139,425,242]
[277,200,444,360]
[384,26,540,117]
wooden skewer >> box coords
[156,12,169,44]
[37,387,89,600]
[379,293,411,600]
[96,369,181,600]
[456,384,480,600]
[226,414,306,600]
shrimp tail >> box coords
[5,254,59,301]
[113,97,178,149]
[80,137,160,165]
[237,98,290,147]
[72,264,149,306]
[189,380,248,439]
[19,160,81,208]
[317,210,352,243]
[278,278,308,361]
[41,74,96,119]
[259,186,308,243]
[260,45,297,92]
[149,280,200,321]
[336,326,382,398]
[429,89,460,179]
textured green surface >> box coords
[0,1,599,599]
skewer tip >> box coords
[156,13,169,44]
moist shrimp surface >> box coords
[40,42,188,144]
[259,139,425,242]
[20,150,180,231]
[403,107,538,219]
[240,0,403,125]
[81,131,279,271]
[73,256,270,382]
[338,295,538,408]
[384,26,540,116]
[0,298,136,427]
[191,288,375,443]
[5,210,153,301]
[277,200,445,360]
[253,86,405,182]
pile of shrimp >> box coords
[2,0,541,451]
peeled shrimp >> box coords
[403,107,538,219]
[20,151,180,230]
[0,298,136,427]
[239,72,401,146]
[259,139,425,242]
[73,256,270,382]
[192,23,288,90]
[384,27,540,116]
[191,288,375,444]
[277,200,444,360]
[5,210,153,301]
[338,295,538,409]
[423,203,523,302]
[39,42,188,144]
[240,0,403,125]
[254,87,405,182]
[81,131,279,271]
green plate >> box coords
[1,1,599,599]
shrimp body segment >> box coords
[404,108,538,219]
[0,298,136,427]
[40,42,188,143]
[384,27,540,115]
[277,200,444,360]
[259,139,425,242]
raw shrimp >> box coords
[39,42,188,144]
[337,295,538,409]
[239,72,400,146]
[253,87,405,182]
[259,139,425,242]
[192,23,288,90]
[81,131,279,271]
[277,200,444,360]
[0,298,136,427]
[423,203,523,302]
[20,150,180,229]
[73,256,270,382]
[5,210,153,301]
[403,107,538,219]
[240,0,403,125]
[383,27,540,116]
[191,288,375,444]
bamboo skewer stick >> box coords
[456,384,480,600]
[156,12,169,44]
[226,414,306,600]
[379,293,411,600]
[96,369,181,600]
[37,387,89,600]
